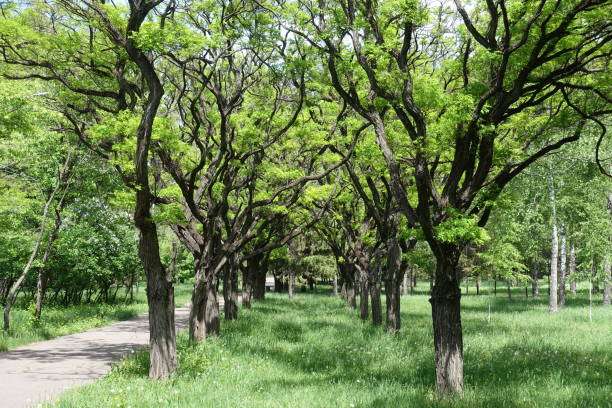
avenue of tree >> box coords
[0,0,609,397]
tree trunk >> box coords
[603,259,611,306]
[384,235,402,332]
[140,224,176,380]
[35,189,69,320]
[548,168,559,314]
[343,264,357,309]
[288,270,295,299]
[4,150,71,330]
[569,243,577,296]
[204,274,220,336]
[476,279,480,295]
[252,256,267,301]
[223,256,238,321]
[430,246,463,396]
[531,262,539,297]
[558,226,567,308]
[507,280,512,300]
[359,267,369,320]
[332,274,338,296]
[189,261,206,342]
[370,279,382,326]
[241,263,253,309]
[125,10,176,379]
[402,266,409,296]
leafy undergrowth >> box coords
[0,283,193,351]
[50,283,611,408]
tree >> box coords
[287,0,610,394]
[0,0,179,378]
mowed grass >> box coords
[50,281,611,408]
[0,283,193,351]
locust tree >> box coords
[286,0,611,394]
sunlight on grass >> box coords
[49,282,611,408]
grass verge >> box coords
[0,283,192,351]
[50,281,611,408]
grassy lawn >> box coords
[49,281,611,408]
[0,283,193,351]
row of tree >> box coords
[0,0,609,396]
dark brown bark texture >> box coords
[339,262,357,309]
[429,248,463,396]
[384,235,402,332]
[370,278,382,326]
[359,266,369,320]
[223,259,239,321]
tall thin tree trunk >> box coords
[531,262,539,297]
[603,190,611,305]
[569,243,577,295]
[558,225,567,308]
[507,280,512,300]
[4,150,73,331]
[603,259,611,306]
[548,168,559,314]
[35,185,71,320]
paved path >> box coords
[0,307,191,408]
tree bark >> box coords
[288,270,295,299]
[359,266,369,320]
[189,261,206,342]
[370,278,382,326]
[123,5,177,379]
[548,168,559,314]
[569,243,577,296]
[223,255,238,320]
[332,274,338,296]
[384,235,402,332]
[342,263,357,309]
[531,262,539,297]
[558,225,567,308]
[241,263,253,309]
[402,266,409,296]
[430,247,463,396]
[603,259,611,306]
[204,274,220,336]
[252,256,268,301]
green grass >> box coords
[0,283,193,351]
[49,281,611,408]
